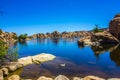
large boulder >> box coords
[18,56,33,66]
[109,13,120,40]
[91,31,119,44]
[18,53,56,66]
[7,62,23,72]
[32,53,56,64]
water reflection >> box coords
[92,44,120,66]
[110,45,120,66]
[91,44,119,58]
[11,38,120,79]
[78,43,120,66]
[19,41,28,47]
[51,38,60,45]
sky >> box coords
[0,0,120,35]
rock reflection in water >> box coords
[91,44,119,58]
[110,45,120,66]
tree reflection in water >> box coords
[19,40,28,47]
[91,44,120,66]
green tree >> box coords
[0,29,2,34]
[18,34,28,40]
[93,25,99,33]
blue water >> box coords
[15,38,120,78]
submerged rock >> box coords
[107,78,120,80]
[73,77,82,80]
[37,76,53,80]
[18,53,56,66]
[55,75,70,80]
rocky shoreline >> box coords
[0,53,120,80]
[4,74,120,80]
[78,31,119,46]
[0,53,56,80]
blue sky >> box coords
[0,0,120,35]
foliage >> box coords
[7,47,18,61]
[0,40,7,57]
[0,29,2,34]
[18,34,28,40]
[0,40,18,64]
[12,35,18,40]
[93,25,103,33]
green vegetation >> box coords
[7,47,18,61]
[0,40,18,64]
[12,35,18,40]
[0,40,8,57]
[93,25,103,33]
[18,34,28,41]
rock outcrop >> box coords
[78,31,119,46]
[28,31,92,40]
[0,30,17,46]
[91,31,119,44]
[109,13,120,40]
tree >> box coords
[93,26,99,33]
[18,34,28,40]
[0,29,2,34]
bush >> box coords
[0,40,7,57]
[0,40,18,65]
[7,47,18,61]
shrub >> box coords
[7,47,18,61]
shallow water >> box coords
[14,38,120,79]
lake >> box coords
[14,38,120,79]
